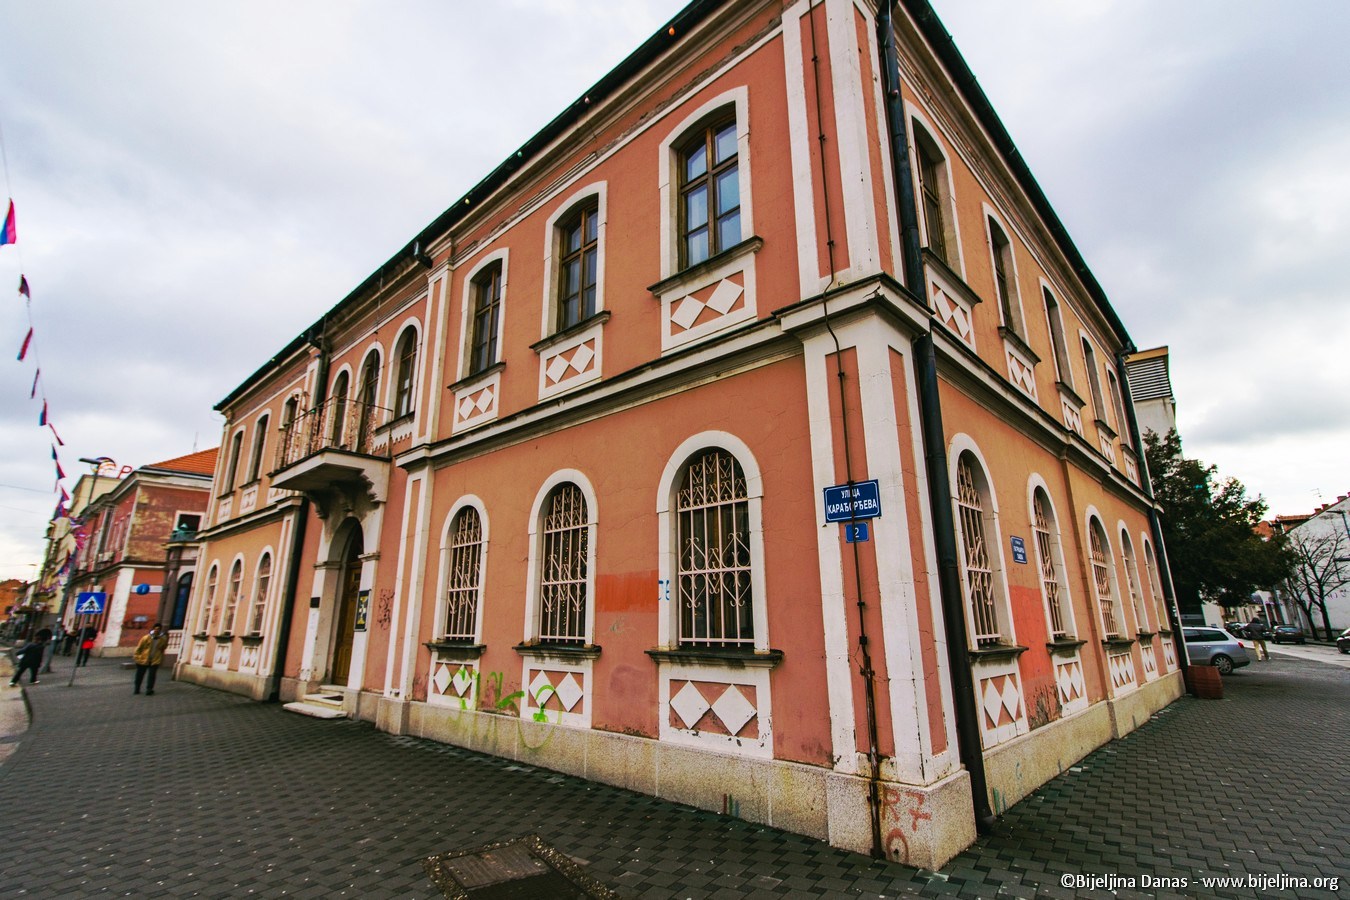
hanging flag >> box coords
[39,399,48,425]
[49,421,64,445]
[60,485,70,504]
[17,327,32,360]
[30,368,39,398]
[1,200,14,246]
[54,456,65,481]
[18,274,30,297]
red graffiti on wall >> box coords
[879,786,933,862]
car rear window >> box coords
[1186,629,1225,642]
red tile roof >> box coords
[146,448,219,477]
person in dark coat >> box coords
[9,630,51,686]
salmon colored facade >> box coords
[177,0,1183,867]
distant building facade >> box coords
[61,451,217,656]
[1124,345,1176,441]
[1271,495,1350,635]
[177,0,1181,867]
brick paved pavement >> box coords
[0,653,1345,898]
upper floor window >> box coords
[224,430,244,491]
[676,448,753,648]
[987,217,1021,333]
[220,560,243,635]
[1119,530,1146,632]
[557,202,599,331]
[1143,539,1168,631]
[329,371,350,446]
[393,328,418,419]
[1088,519,1122,638]
[469,263,503,375]
[1032,488,1070,640]
[441,506,484,641]
[1106,369,1128,436]
[1081,337,1108,424]
[1043,288,1073,385]
[914,124,954,267]
[955,452,1008,647]
[247,414,269,483]
[247,552,272,635]
[679,117,740,268]
[537,482,589,644]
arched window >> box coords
[247,553,272,635]
[469,263,503,375]
[676,448,753,647]
[1119,529,1146,633]
[556,202,599,331]
[220,560,243,635]
[393,328,418,419]
[1031,488,1070,640]
[1088,519,1121,638]
[247,414,270,483]
[329,371,350,446]
[955,452,1007,646]
[171,571,194,630]
[678,116,740,267]
[224,429,244,491]
[537,483,589,644]
[442,507,484,641]
[1143,539,1168,631]
[197,565,219,634]
[987,217,1021,334]
[355,353,380,452]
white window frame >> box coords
[197,563,219,634]
[389,322,421,421]
[907,107,964,276]
[247,549,274,636]
[435,496,489,642]
[219,557,244,636]
[1085,512,1124,639]
[540,183,608,339]
[457,249,510,382]
[948,436,1014,648]
[522,470,597,645]
[983,206,1025,335]
[1118,525,1147,633]
[1027,477,1075,640]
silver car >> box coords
[1182,627,1251,675]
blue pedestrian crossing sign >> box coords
[75,591,107,615]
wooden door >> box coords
[330,546,362,684]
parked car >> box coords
[1182,627,1251,675]
[1270,625,1305,644]
[1337,628,1350,654]
[1225,621,1246,638]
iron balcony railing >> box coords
[274,397,393,471]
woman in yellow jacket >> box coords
[133,623,170,695]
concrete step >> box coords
[282,700,347,719]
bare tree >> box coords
[1281,529,1350,640]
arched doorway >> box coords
[330,527,364,684]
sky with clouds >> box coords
[1,1,1346,582]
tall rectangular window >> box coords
[1081,337,1107,422]
[469,265,502,375]
[677,449,753,647]
[393,329,417,419]
[1032,490,1067,639]
[1089,524,1119,637]
[557,203,599,331]
[916,130,949,265]
[248,553,271,635]
[443,508,483,641]
[679,119,740,268]
[988,218,1019,332]
[538,484,588,643]
[1043,289,1072,384]
[247,415,269,483]
[224,431,244,491]
[957,456,1001,646]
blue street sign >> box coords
[135,583,150,595]
[823,480,882,523]
[1010,536,1028,564]
[844,522,870,543]
[75,591,107,615]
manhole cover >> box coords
[423,834,619,899]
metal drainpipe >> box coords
[1114,347,1189,672]
[875,2,996,833]
[266,328,329,702]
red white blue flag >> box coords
[1,200,14,246]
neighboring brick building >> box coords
[178,0,1182,867]
[62,450,217,655]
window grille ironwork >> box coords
[677,449,753,647]
[273,395,392,471]
[957,457,1000,646]
[538,484,588,643]
[248,554,271,635]
[1089,525,1119,637]
[221,562,242,633]
[1121,539,1145,631]
[443,508,483,641]
[1032,491,1067,639]
[1144,544,1168,630]
[198,567,218,633]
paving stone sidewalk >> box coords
[0,653,1345,898]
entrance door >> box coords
[330,530,363,684]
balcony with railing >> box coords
[269,397,393,506]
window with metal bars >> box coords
[247,552,271,635]
[469,263,503,375]
[1143,540,1168,631]
[198,565,218,634]
[678,117,740,268]
[956,455,1002,646]
[1088,522,1120,637]
[676,449,753,647]
[442,507,483,641]
[1119,532,1146,632]
[220,560,243,634]
[1032,490,1068,639]
[538,483,588,643]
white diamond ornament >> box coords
[555,673,584,712]
[671,682,711,729]
[712,684,757,736]
[670,295,704,330]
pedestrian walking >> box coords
[8,629,51,686]
[1248,620,1269,661]
[76,627,97,667]
[62,626,78,656]
[132,623,170,695]
[41,625,62,673]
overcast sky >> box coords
[2,1,1347,583]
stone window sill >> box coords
[645,647,783,668]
